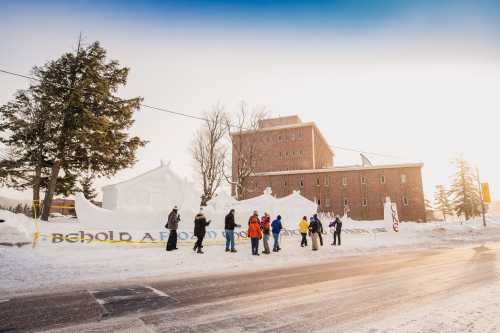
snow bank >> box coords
[0,210,33,244]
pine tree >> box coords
[14,203,23,214]
[0,37,146,221]
[78,173,98,201]
[449,157,481,220]
[434,185,453,221]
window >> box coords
[316,177,320,186]
[278,135,282,142]
[401,174,407,184]
[380,175,386,184]
[362,198,368,207]
[325,198,331,208]
[299,150,303,156]
[361,176,367,184]
[324,176,330,187]
[344,198,349,207]
[300,179,304,188]
[279,152,282,160]
[342,176,348,186]
[402,196,409,206]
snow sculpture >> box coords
[384,196,400,232]
[76,163,319,231]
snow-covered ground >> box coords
[1,208,499,298]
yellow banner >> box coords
[482,183,491,204]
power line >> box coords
[0,68,405,160]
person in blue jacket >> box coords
[271,215,283,252]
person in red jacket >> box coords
[248,211,262,255]
[260,213,271,254]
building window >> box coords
[325,198,331,207]
[299,150,303,156]
[342,176,348,186]
[300,179,304,188]
[362,198,368,207]
[324,176,330,187]
[316,177,320,186]
[344,198,349,207]
[401,174,407,184]
[361,176,367,184]
[380,175,386,184]
[402,196,409,206]
[279,152,283,160]
[278,135,282,142]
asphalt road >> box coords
[1,244,499,332]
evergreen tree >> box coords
[0,37,146,220]
[14,203,23,214]
[434,185,453,221]
[78,173,98,201]
[449,157,481,220]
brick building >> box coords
[231,116,426,222]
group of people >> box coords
[299,214,343,250]
[164,206,343,255]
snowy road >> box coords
[2,243,500,332]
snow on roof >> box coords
[253,163,424,177]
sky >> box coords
[1,0,499,202]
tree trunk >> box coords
[40,161,60,221]
[32,164,41,218]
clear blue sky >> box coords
[1,0,500,202]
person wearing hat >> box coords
[308,216,320,251]
[166,205,181,251]
[224,209,240,252]
[260,212,271,254]
[271,215,283,252]
[298,216,309,247]
[193,207,211,254]
[247,211,261,255]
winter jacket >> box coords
[225,212,237,230]
[334,218,342,232]
[271,219,283,234]
[193,213,210,237]
[314,216,324,233]
[248,215,260,226]
[247,220,262,239]
[260,216,271,235]
[309,220,320,234]
[298,219,309,234]
[167,210,180,230]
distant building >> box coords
[231,115,426,222]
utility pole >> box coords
[476,167,487,227]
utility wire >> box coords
[0,68,405,160]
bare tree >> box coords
[191,104,229,206]
[227,101,268,200]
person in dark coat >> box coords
[193,208,210,254]
[271,215,283,252]
[166,206,180,251]
[308,216,320,251]
[224,209,241,252]
[331,215,343,246]
[314,214,324,246]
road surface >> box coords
[1,243,500,332]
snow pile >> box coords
[0,210,33,244]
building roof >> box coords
[230,120,334,155]
[253,163,424,176]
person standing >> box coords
[166,206,180,251]
[271,215,283,252]
[298,216,309,247]
[248,211,262,255]
[313,214,324,246]
[309,216,320,251]
[225,209,240,252]
[261,213,271,254]
[332,215,343,246]
[193,208,210,254]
